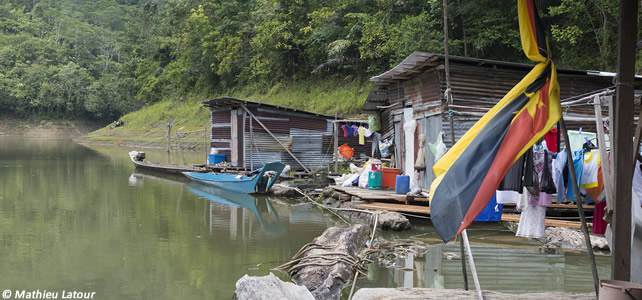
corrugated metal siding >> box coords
[441,115,480,148]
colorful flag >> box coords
[429,0,561,242]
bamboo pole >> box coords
[442,0,468,291]
[559,118,600,297]
[240,105,311,173]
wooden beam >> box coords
[611,0,637,282]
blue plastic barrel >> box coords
[208,154,225,165]
[395,175,410,194]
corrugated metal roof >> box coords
[203,97,334,119]
[371,51,642,85]
[363,88,390,111]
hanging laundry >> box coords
[592,200,607,235]
[496,190,520,204]
[634,160,642,207]
[368,114,381,132]
[371,132,381,158]
[567,130,596,152]
[341,125,349,137]
[357,126,365,145]
[532,149,554,206]
[498,149,533,192]
[581,149,600,189]
[364,127,373,137]
[544,128,558,152]
[585,162,604,202]
[351,125,359,137]
[516,186,546,239]
[566,150,584,202]
[553,149,568,204]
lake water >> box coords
[0,137,610,298]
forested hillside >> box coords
[0,0,633,121]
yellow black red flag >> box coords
[429,0,561,242]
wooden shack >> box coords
[362,52,642,188]
[202,97,372,171]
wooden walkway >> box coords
[333,185,593,229]
[332,185,429,203]
[501,214,591,229]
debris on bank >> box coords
[276,224,370,300]
[503,221,609,253]
[351,287,594,300]
[233,273,314,300]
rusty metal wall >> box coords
[240,106,335,170]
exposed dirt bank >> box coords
[0,117,102,138]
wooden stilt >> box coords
[559,118,600,297]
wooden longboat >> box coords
[129,151,208,174]
[183,162,286,194]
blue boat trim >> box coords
[183,161,286,194]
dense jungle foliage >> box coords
[0,0,637,121]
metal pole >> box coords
[612,0,636,282]
[560,118,600,296]
[442,0,468,291]
[462,230,482,300]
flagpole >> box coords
[462,230,483,300]
[559,118,600,297]
[442,0,469,291]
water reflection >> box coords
[184,182,284,237]
[360,233,611,294]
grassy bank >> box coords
[84,79,371,148]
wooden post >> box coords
[166,119,173,153]
[250,115,254,170]
[560,118,600,296]
[612,0,636,282]
[334,121,339,174]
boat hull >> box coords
[183,161,286,194]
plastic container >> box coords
[395,175,410,194]
[208,154,225,165]
[368,171,382,190]
[382,168,401,188]
[599,280,642,300]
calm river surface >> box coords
[0,137,610,298]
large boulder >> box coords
[233,273,314,300]
[290,224,370,300]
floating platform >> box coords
[333,185,593,229]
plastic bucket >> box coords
[599,280,642,300]
[368,171,382,190]
[395,175,410,194]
